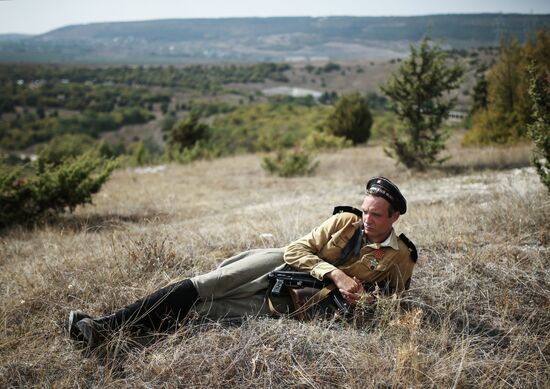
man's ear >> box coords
[391,212,400,224]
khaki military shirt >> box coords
[284,212,415,292]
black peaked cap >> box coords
[366,176,407,214]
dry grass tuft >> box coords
[1,140,548,388]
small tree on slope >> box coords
[381,36,463,170]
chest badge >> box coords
[369,249,384,270]
[373,248,385,260]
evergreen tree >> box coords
[464,38,525,145]
[527,64,550,191]
[470,69,489,114]
[168,112,209,151]
[324,92,372,145]
[381,36,463,170]
[465,30,550,145]
[486,38,523,116]
[519,29,550,125]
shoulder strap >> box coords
[333,206,362,218]
[331,206,363,267]
[333,225,363,267]
[399,233,418,263]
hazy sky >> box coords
[0,0,549,35]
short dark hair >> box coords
[366,190,398,217]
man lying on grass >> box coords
[68,176,417,349]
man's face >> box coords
[361,195,400,243]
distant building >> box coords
[447,111,467,121]
[262,86,322,99]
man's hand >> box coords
[326,269,365,305]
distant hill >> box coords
[0,34,31,41]
[0,14,548,64]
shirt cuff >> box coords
[311,262,338,281]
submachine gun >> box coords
[267,269,352,319]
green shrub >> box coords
[165,140,220,164]
[302,130,351,151]
[161,112,178,132]
[0,152,115,229]
[322,62,341,73]
[124,140,163,167]
[318,91,338,105]
[168,113,209,152]
[462,110,524,146]
[211,103,331,154]
[261,148,319,178]
[36,133,96,166]
[267,95,317,107]
[365,92,387,111]
[470,71,489,115]
[371,111,403,139]
[324,92,372,145]
[0,107,155,150]
[97,140,126,159]
[189,101,237,117]
[0,164,34,227]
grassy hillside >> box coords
[0,140,547,387]
[1,53,489,156]
[1,14,548,63]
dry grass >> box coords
[1,140,548,388]
[439,132,534,173]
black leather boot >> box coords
[67,310,92,341]
[76,315,115,349]
[74,279,199,349]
